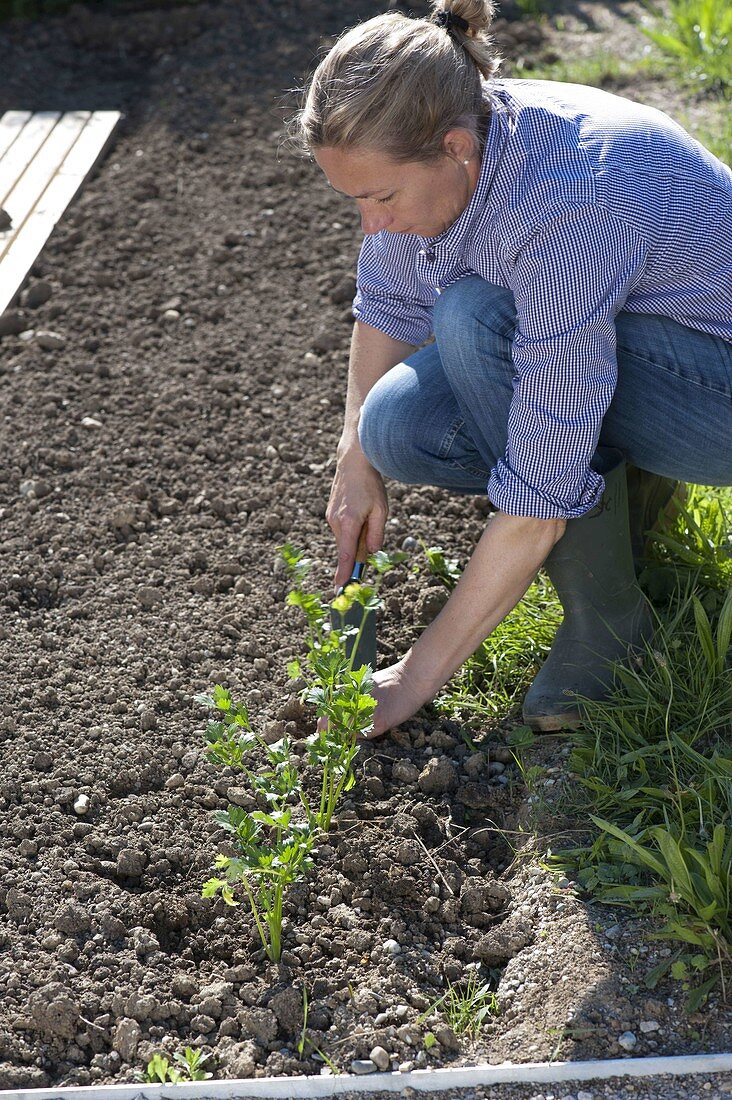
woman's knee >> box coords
[433,276,517,345]
[357,370,407,479]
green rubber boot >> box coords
[522,454,653,731]
[626,464,685,572]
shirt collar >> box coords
[418,86,512,257]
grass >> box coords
[555,580,732,1009]
[640,0,732,95]
[424,548,562,729]
[418,969,500,1041]
[426,480,731,1011]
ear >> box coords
[442,127,477,162]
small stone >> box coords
[434,1024,459,1052]
[392,759,419,784]
[418,756,458,795]
[24,280,53,308]
[136,585,163,609]
[162,309,180,322]
[165,773,185,790]
[81,416,103,428]
[116,849,147,877]
[488,760,505,776]
[639,1019,660,1033]
[73,794,90,815]
[394,840,421,866]
[618,1030,637,1051]
[36,329,65,350]
[400,536,419,552]
[382,939,402,956]
[350,1059,377,1075]
[55,901,91,934]
[0,310,26,336]
[139,708,157,731]
[113,1018,141,1062]
[369,1046,390,1071]
[190,1013,216,1034]
[463,752,485,777]
[577,1092,595,1100]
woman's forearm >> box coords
[403,511,566,696]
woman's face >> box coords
[314,130,479,238]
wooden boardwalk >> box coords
[0,109,121,317]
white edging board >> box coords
[0,109,121,316]
[1,1053,731,1100]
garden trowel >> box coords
[330,528,377,670]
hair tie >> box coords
[435,8,471,35]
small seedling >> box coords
[198,686,316,963]
[145,1048,213,1084]
[281,543,403,829]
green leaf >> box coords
[692,596,717,673]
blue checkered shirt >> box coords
[352,79,732,518]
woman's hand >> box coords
[366,660,434,739]
[317,659,432,741]
[326,448,388,590]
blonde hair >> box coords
[290,1,500,164]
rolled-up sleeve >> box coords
[487,204,649,518]
[353,232,437,347]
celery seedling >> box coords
[203,806,314,962]
[197,685,315,962]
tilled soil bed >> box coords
[0,0,729,1089]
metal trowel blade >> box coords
[330,531,377,670]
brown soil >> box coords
[0,0,728,1089]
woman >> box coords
[291,1,732,736]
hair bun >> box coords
[431,0,495,35]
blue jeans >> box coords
[358,276,732,495]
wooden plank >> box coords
[0,111,121,316]
[0,111,60,208]
[0,111,90,262]
[0,111,33,163]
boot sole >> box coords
[523,710,583,732]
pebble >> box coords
[640,1019,660,1033]
[350,1059,377,1075]
[116,849,147,877]
[382,939,402,956]
[417,755,458,794]
[617,1030,637,1051]
[24,280,53,308]
[136,585,163,609]
[401,536,419,552]
[369,1045,390,1071]
[392,759,420,784]
[81,416,103,428]
[0,309,26,336]
[73,794,90,816]
[139,708,157,731]
[35,329,65,350]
